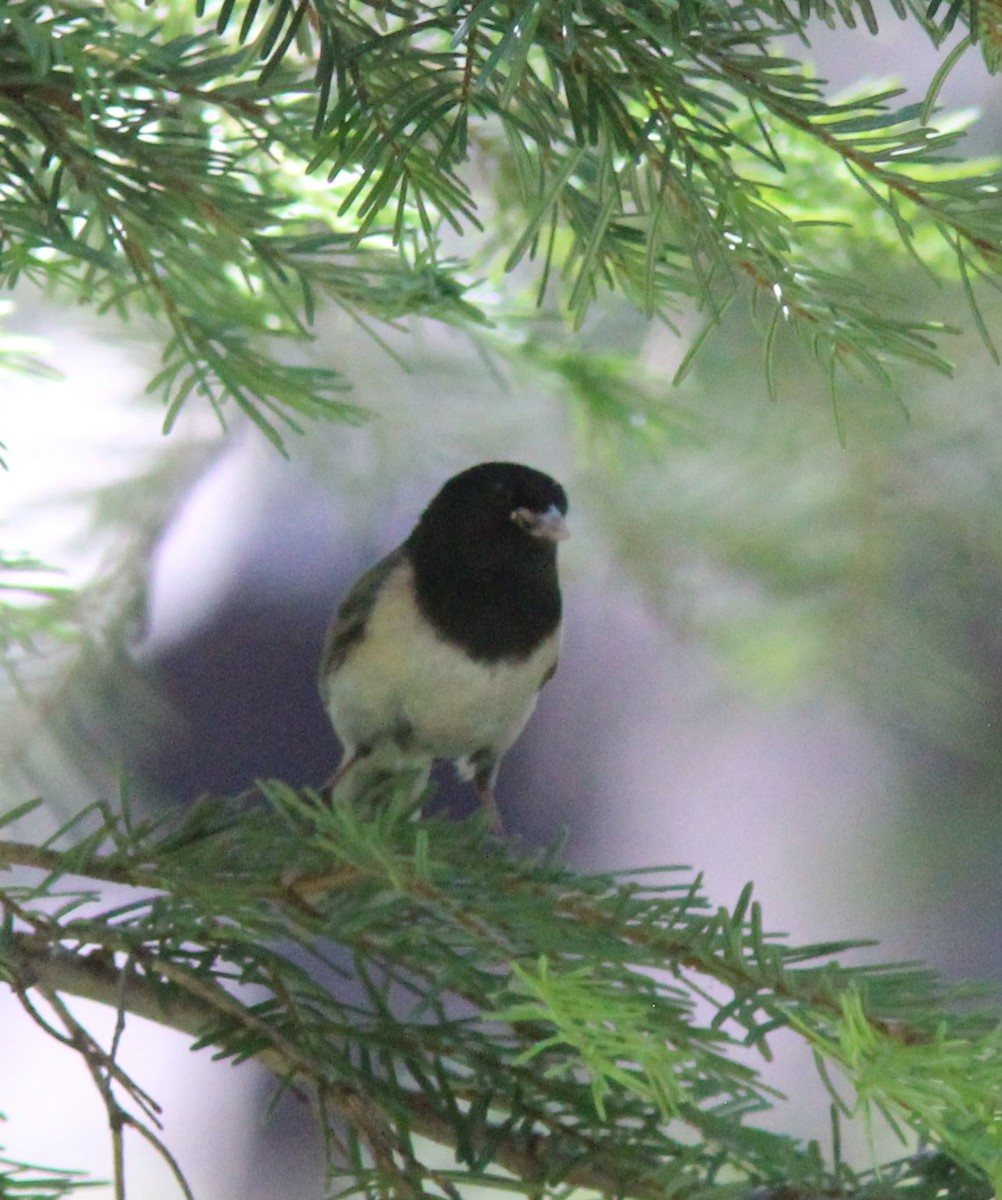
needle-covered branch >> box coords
[1,0,1002,444]
[1,784,1000,1199]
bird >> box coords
[318,462,569,834]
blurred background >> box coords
[2,15,1002,1200]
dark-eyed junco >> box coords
[318,462,569,833]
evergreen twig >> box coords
[1,0,1001,442]
[1,784,999,1198]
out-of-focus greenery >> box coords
[0,1151,99,1197]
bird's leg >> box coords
[288,749,369,900]
[318,747,367,802]
[473,768,505,836]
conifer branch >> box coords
[3,0,1002,443]
[2,786,1000,1198]
[5,928,688,1200]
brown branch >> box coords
[0,822,948,1200]
[0,835,929,1046]
[0,838,160,888]
[3,930,674,1199]
[0,847,673,1191]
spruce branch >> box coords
[2,0,1002,444]
[1,785,1000,1199]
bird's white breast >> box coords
[323,559,560,770]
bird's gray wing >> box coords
[318,546,408,685]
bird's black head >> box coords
[415,461,568,557]
[407,462,569,661]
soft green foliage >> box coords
[0,1153,99,1198]
[0,553,75,667]
[0,302,56,386]
[1,784,1000,1198]
[1,0,1002,444]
